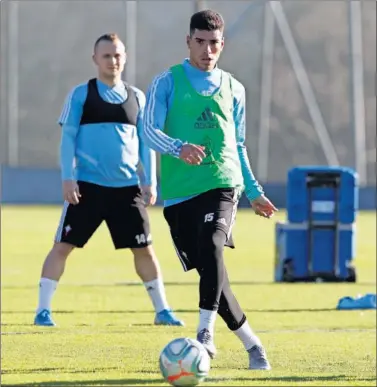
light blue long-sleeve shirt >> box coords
[143,59,263,206]
[58,79,156,188]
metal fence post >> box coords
[348,0,367,185]
[257,1,275,182]
[7,0,19,167]
[124,0,137,86]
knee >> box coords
[212,232,226,251]
[202,231,226,260]
[196,232,226,276]
[51,242,74,260]
[131,245,156,260]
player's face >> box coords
[187,29,224,71]
[93,40,126,80]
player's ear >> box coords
[92,53,97,65]
[186,35,191,49]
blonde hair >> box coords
[94,33,122,51]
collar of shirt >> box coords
[96,78,126,93]
[182,58,221,78]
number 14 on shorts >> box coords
[135,233,152,244]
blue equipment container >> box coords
[275,166,358,282]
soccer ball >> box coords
[159,337,211,386]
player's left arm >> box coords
[232,78,278,218]
[134,87,157,205]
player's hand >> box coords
[179,144,206,165]
[141,185,157,206]
[250,195,278,219]
[63,180,81,205]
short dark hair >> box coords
[189,10,225,36]
[94,33,122,51]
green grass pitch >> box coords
[1,206,376,386]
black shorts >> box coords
[54,182,151,249]
[163,188,239,272]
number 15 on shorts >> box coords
[204,213,214,222]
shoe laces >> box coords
[249,345,267,359]
[197,329,212,345]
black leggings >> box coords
[196,228,245,331]
[163,188,246,331]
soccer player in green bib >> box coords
[143,10,277,369]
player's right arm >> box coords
[143,71,205,165]
[58,84,87,204]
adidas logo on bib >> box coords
[194,107,220,129]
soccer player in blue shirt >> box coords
[34,33,183,328]
[142,10,277,369]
